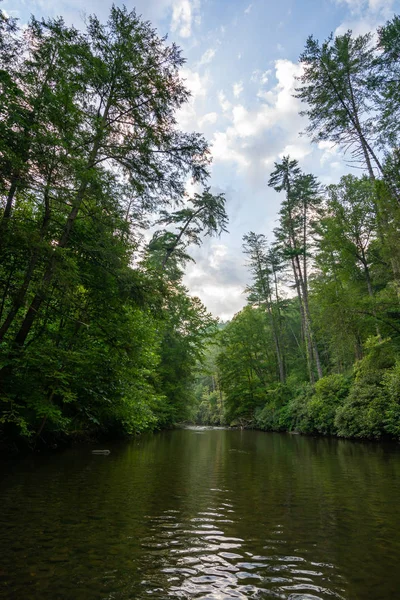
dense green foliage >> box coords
[195,17,400,441]
[3,7,400,447]
[0,7,227,449]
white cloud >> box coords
[218,91,232,112]
[335,19,375,35]
[244,3,253,13]
[318,140,342,166]
[233,81,244,98]
[199,112,218,127]
[199,47,216,65]
[187,282,245,321]
[211,59,306,177]
[231,104,263,137]
[183,241,248,320]
[251,69,272,85]
[208,243,228,269]
[212,131,250,167]
[370,0,395,9]
[279,143,312,161]
[336,0,393,11]
[171,0,200,38]
[176,67,209,129]
[334,0,395,35]
[274,59,303,111]
[337,0,364,11]
[181,67,208,98]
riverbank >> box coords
[3,405,399,459]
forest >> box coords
[0,6,227,450]
[1,6,400,450]
[194,16,400,441]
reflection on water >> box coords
[1,429,400,599]
[143,503,343,599]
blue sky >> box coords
[4,0,400,319]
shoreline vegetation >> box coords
[192,20,400,445]
[1,7,400,453]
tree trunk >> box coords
[323,59,400,203]
[290,254,309,374]
[10,91,113,349]
[0,183,52,341]
[1,85,114,359]
[294,251,323,380]
[255,251,285,384]
[360,249,381,339]
[268,304,285,384]
[0,48,59,235]
[0,261,16,324]
[284,184,321,381]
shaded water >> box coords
[1,428,400,600]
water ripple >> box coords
[139,505,345,600]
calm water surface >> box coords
[1,428,400,600]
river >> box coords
[1,428,400,599]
